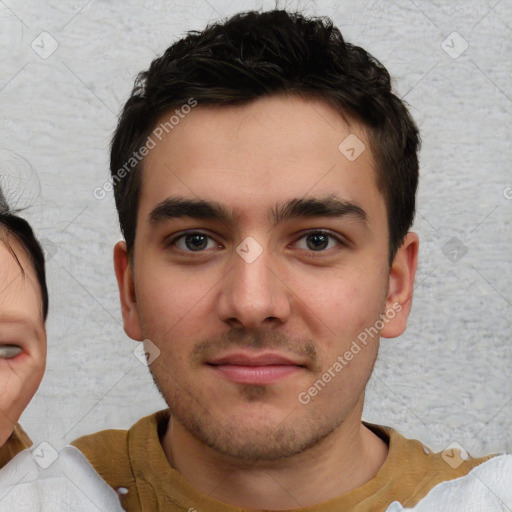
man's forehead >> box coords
[146,94,371,162]
[137,94,381,225]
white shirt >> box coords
[0,445,125,511]
[386,454,512,511]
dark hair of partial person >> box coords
[110,8,420,265]
[0,190,48,321]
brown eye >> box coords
[306,233,329,250]
[183,233,208,251]
[294,231,343,252]
[168,231,220,252]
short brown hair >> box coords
[110,9,420,264]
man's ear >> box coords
[380,232,419,339]
[113,240,143,341]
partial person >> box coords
[0,187,47,464]
[0,189,125,511]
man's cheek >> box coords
[300,361,364,407]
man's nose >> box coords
[215,237,292,330]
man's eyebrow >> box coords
[149,195,368,226]
[149,198,232,224]
[271,195,367,226]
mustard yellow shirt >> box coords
[0,424,32,469]
[72,409,493,511]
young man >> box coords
[74,9,511,511]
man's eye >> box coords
[293,231,343,252]
[167,230,344,254]
[168,232,220,252]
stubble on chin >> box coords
[150,363,348,463]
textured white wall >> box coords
[1,0,510,458]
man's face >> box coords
[119,94,410,460]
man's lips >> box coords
[207,352,306,366]
[206,352,307,385]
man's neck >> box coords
[161,409,389,509]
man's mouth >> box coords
[206,351,307,385]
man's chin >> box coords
[191,422,318,462]
[170,402,338,463]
